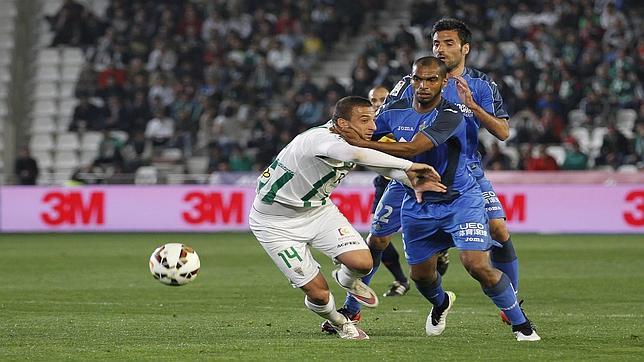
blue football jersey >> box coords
[374,97,477,203]
[388,68,510,164]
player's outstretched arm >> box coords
[334,126,435,158]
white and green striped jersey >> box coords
[256,122,412,208]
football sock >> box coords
[491,239,519,293]
[483,273,526,325]
[382,243,408,284]
[344,245,384,315]
[305,294,347,326]
[414,272,445,306]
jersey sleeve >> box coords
[475,79,510,119]
[420,108,464,146]
[313,132,412,170]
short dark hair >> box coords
[333,96,372,121]
[412,56,448,78]
[431,18,472,46]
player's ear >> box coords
[335,117,349,128]
[462,43,470,56]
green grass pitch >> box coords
[1,233,643,360]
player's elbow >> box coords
[496,129,510,141]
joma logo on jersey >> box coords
[456,103,473,117]
[338,227,351,236]
[397,126,415,131]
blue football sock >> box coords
[414,272,445,307]
[344,246,383,315]
[382,243,408,284]
[491,239,519,293]
[483,273,526,326]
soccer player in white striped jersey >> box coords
[249,96,446,340]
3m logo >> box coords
[182,191,244,225]
[624,190,644,227]
[498,193,526,222]
[41,191,105,226]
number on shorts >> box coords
[373,204,394,224]
[277,247,303,268]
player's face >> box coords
[432,30,469,72]
[368,87,389,111]
[411,64,446,105]
[346,106,376,140]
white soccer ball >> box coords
[149,243,200,286]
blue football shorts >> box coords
[468,162,506,220]
[370,180,406,237]
[400,188,496,265]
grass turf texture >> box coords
[1,233,643,360]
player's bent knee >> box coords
[489,218,510,242]
[337,250,373,276]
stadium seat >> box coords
[80,149,98,165]
[33,99,57,117]
[36,65,60,82]
[545,145,566,166]
[33,150,53,169]
[62,47,84,66]
[187,156,209,175]
[59,81,75,98]
[56,132,80,151]
[35,82,59,99]
[37,48,61,66]
[61,65,80,82]
[135,166,158,185]
[54,150,80,169]
[29,133,54,152]
[30,117,57,134]
[59,99,78,118]
[81,131,103,151]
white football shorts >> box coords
[249,199,368,288]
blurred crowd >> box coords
[359,0,643,171]
[53,0,377,178]
[52,0,642,179]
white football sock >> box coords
[304,294,347,326]
[336,264,367,288]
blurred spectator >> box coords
[69,95,104,131]
[14,147,39,185]
[121,131,152,173]
[561,140,589,170]
[484,143,512,171]
[47,0,85,46]
[145,110,174,147]
[595,123,630,168]
[525,145,559,171]
[94,130,124,171]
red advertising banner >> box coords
[0,184,642,233]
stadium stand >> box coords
[3,0,641,185]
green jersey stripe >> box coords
[301,170,336,202]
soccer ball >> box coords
[149,243,200,286]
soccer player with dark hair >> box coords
[389,17,529,327]
[332,56,539,341]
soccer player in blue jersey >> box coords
[334,56,539,341]
[367,85,414,298]
[389,18,526,325]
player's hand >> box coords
[452,75,476,109]
[332,124,364,146]
[407,163,441,182]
